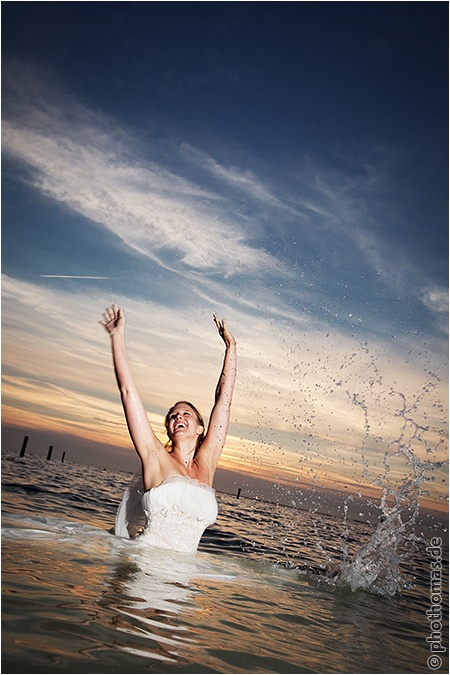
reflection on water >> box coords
[1,451,448,673]
[102,544,202,664]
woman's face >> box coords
[166,403,204,441]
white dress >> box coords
[114,474,218,553]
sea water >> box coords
[1,449,448,674]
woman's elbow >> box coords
[120,385,138,403]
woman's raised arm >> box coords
[198,314,237,471]
[100,305,165,468]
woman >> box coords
[100,304,237,552]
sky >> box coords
[2,2,448,514]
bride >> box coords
[100,304,237,552]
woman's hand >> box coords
[100,304,126,335]
[213,314,235,349]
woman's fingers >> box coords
[100,304,124,332]
[213,314,225,337]
[213,313,235,346]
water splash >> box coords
[327,384,447,597]
[335,503,410,596]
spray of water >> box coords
[329,384,447,597]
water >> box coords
[2,450,448,674]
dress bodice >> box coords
[139,475,218,553]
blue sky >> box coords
[2,2,448,509]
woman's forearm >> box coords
[215,343,237,406]
[110,330,137,395]
[201,339,237,468]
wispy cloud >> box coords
[422,285,449,317]
[2,69,278,278]
[180,143,292,211]
[3,64,447,339]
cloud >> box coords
[3,63,447,343]
[421,285,449,334]
[180,143,293,212]
[285,155,448,319]
[2,69,278,279]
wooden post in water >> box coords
[19,435,29,457]
[236,488,241,499]
[61,452,66,463]
[46,445,53,461]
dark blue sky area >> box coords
[3,3,447,145]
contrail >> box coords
[41,275,114,279]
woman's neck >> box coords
[170,442,197,469]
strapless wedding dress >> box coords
[114,474,218,553]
